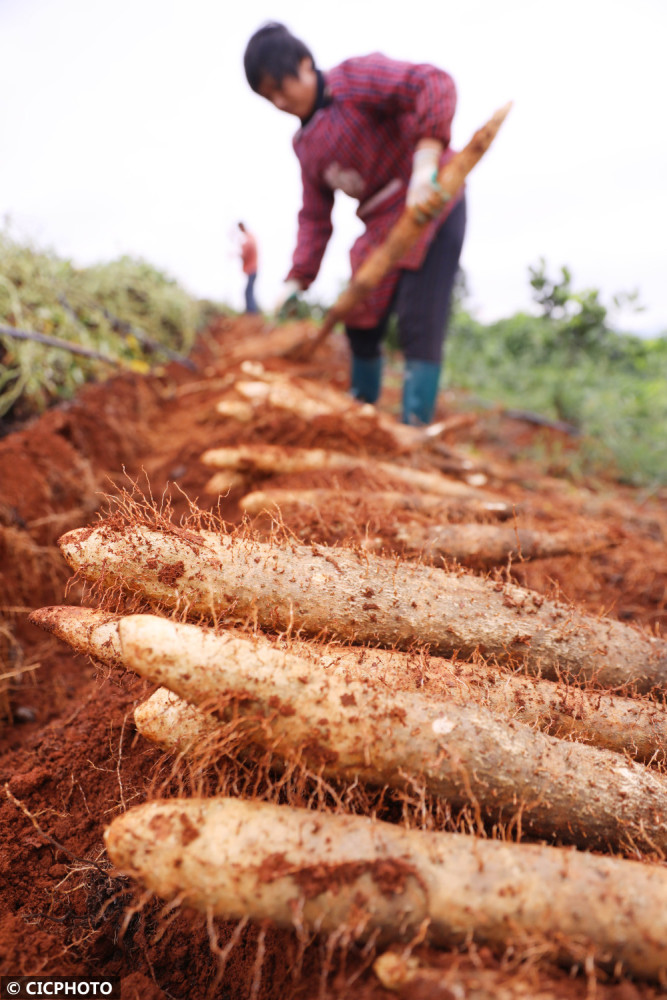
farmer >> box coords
[243,22,466,425]
[238,221,260,314]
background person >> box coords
[238,221,259,314]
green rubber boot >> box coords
[402,359,441,425]
[350,356,382,404]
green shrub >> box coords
[0,231,205,422]
[444,264,667,487]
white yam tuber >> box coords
[58,523,667,691]
[201,444,498,500]
[373,952,560,999]
[28,606,667,763]
[134,687,218,752]
[104,796,667,982]
[118,614,667,853]
[239,487,513,521]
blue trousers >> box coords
[345,196,466,363]
[244,272,259,314]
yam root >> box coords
[104,796,667,982]
[373,953,561,999]
[118,614,667,853]
[394,522,615,568]
[58,523,667,691]
[240,490,611,567]
[28,606,667,763]
[134,687,217,752]
[239,488,513,522]
[28,604,124,665]
[228,371,477,462]
[202,444,502,500]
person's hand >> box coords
[273,279,302,320]
[407,141,449,222]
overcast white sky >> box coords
[1,0,665,335]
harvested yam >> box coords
[29,606,667,763]
[239,487,513,521]
[229,371,480,466]
[27,606,217,753]
[393,521,615,568]
[373,953,560,999]
[29,604,124,666]
[202,469,245,495]
[202,444,501,499]
[118,614,667,853]
[105,796,667,982]
[240,490,611,567]
[214,399,255,422]
[294,104,512,358]
[233,378,340,421]
[134,687,217,752]
[29,605,667,763]
[58,523,667,691]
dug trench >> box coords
[0,315,666,999]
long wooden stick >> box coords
[104,796,667,981]
[290,102,512,358]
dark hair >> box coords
[244,22,314,93]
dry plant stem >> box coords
[58,524,667,691]
[104,796,667,983]
[118,614,667,853]
[202,445,502,501]
[29,606,667,763]
[239,488,512,522]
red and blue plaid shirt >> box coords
[286,52,462,327]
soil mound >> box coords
[1,316,665,998]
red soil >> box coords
[0,316,665,999]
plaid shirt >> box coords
[286,53,462,327]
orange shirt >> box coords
[240,232,258,275]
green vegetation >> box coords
[445,261,667,488]
[0,229,205,423]
[2,231,665,489]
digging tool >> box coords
[282,101,512,361]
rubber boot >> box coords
[402,359,441,425]
[350,355,382,404]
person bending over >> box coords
[244,21,466,425]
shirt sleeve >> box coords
[332,53,457,147]
[286,164,335,289]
